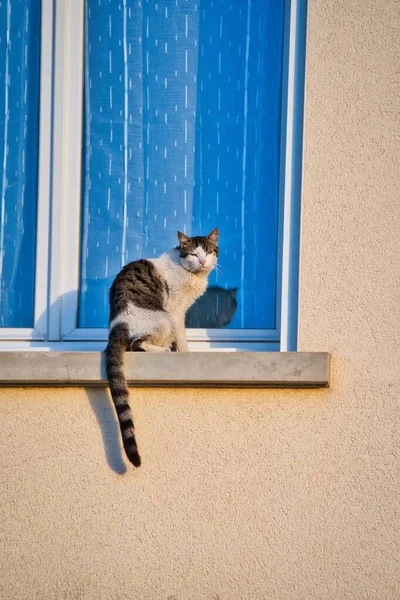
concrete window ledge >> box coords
[0,351,330,388]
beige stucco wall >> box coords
[1,1,399,598]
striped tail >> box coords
[105,323,141,467]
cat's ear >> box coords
[207,227,219,245]
[177,231,190,246]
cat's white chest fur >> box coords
[150,249,208,314]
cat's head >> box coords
[177,228,219,274]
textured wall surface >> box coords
[1,0,399,599]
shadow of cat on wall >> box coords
[85,387,127,475]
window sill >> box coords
[0,351,330,388]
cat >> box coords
[185,286,238,328]
[105,228,219,467]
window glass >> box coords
[0,0,40,327]
[79,0,285,329]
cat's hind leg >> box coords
[136,340,171,352]
[128,336,171,352]
[115,305,173,352]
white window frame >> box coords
[0,0,306,352]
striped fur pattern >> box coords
[105,228,218,466]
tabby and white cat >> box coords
[105,228,219,467]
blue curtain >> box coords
[80,0,285,329]
[0,0,40,327]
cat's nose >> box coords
[199,258,206,266]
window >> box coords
[0,0,306,351]
[0,0,41,329]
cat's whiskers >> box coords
[214,264,224,277]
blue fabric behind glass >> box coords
[80,0,285,329]
[0,0,40,327]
